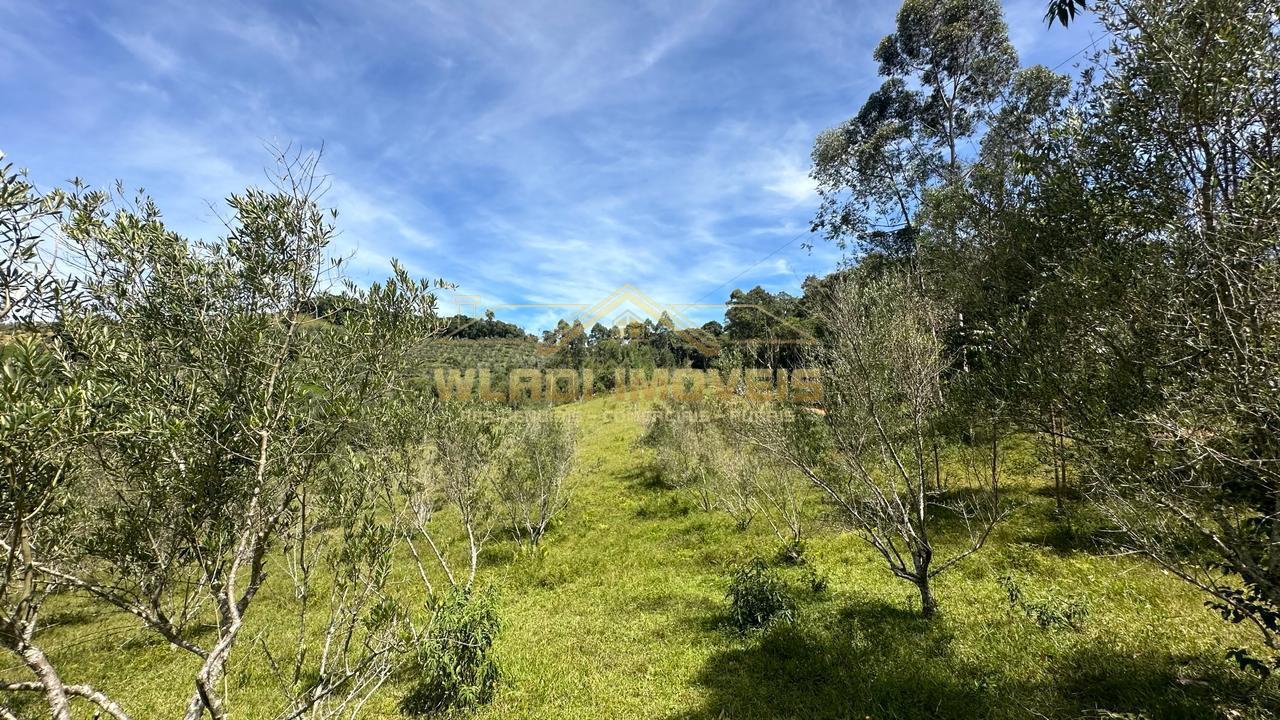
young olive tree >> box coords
[646,407,720,512]
[750,457,808,551]
[647,403,762,526]
[1063,0,1280,672]
[710,443,759,531]
[745,273,1004,617]
[268,451,414,720]
[1,159,131,720]
[395,401,508,593]
[0,340,109,720]
[0,149,442,720]
[494,411,577,547]
[365,396,508,716]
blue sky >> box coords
[0,0,1098,331]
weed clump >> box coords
[401,589,501,716]
[801,564,829,594]
[727,558,796,633]
[998,574,1088,631]
[775,540,807,565]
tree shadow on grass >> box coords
[670,599,1255,720]
[669,600,985,720]
[1011,501,1117,556]
[619,464,668,493]
[1052,642,1265,719]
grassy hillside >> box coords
[416,338,544,372]
[23,398,1278,719]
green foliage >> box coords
[417,338,543,401]
[997,574,1088,632]
[494,410,577,545]
[723,286,813,370]
[727,558,796,633]
[758,272,1005,617]
[813,0,1280,666]
[442,314,531,341]
[644,401,784,531]
[1210,580,1280,678]
[17,398,1280,718]
[401,589,501,717]
[874,0,1017,153]
[0,149,447,718]
[800,564,829,594]
[1,155,60,326]
[1044,0,1087,27]
[5,0,1280,714]
[643,404,719,508]
[812,0,1016,255]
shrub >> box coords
[638,404,678,449]
[775,539,807,566]
[400,589,501,716]
[727,558,795,633]
[494,410,577,546]
[997,574,1088,631]
[801,565,829,594]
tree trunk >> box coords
[1050,411,1064,513]
[917,576,938,618]
[913,545,936,617]
[183,650,228,720]
[1,518,72,720]
[5,637,72,720]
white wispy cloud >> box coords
[1,0,1096,332]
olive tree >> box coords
[647,403,766,527]
[392,401,508,593]
[494,411,577,547]
[744,273,1004,616]
[749,456,808,551]
[646,406,721,512]
[0,149,442,720]
[0,337,107,720]
[1,158,128,720]
[710,442,760,531]
[1065,0,1280,672]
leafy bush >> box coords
[494,410,577,546]
[998,574,1088,631]
[775,539,807,566]
[401,589,501,716]
[801,564,829,594]
[727,558,795,633]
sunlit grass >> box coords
[20,397,1279,719]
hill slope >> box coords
[32,398,1275,719]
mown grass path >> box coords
[472,398,1271,720]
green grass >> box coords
[15,397,1280,719]
[416,337,543,372]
